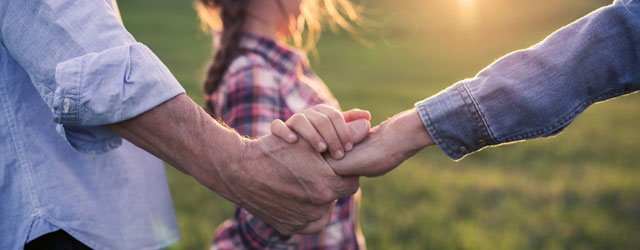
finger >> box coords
[347,119,371,144]
[298,201,336,234]
[314,105,353,152]
[343,109,371,122]
[286,113,328,152]
[306,110,345,159]
[245,206,301,235]
[271,119,298,143]
[326,123,402,177]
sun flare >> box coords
[459,0,476,6]
[458,0,477,28]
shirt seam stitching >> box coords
[460,82,498,143]
[76,55,84,125]
[456,84,490,147]
[0,77,40,213]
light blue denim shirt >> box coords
[417,0,640,160]
[0,0,184,249]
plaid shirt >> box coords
[207,34,365,250]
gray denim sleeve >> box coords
[416,1,640,160]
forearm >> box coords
[106,93,361,234]
[328,108,434,177]
[393,108,435,150]
[106,94,245,202]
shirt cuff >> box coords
[415,81,496,160]
[53,43,185,154]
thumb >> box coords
[347,119,371,144]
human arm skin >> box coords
[331,1,640,176]
[1,0,354,234]
[328,108,434,177]
[106,94,360,234]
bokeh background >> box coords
[117,0,640,249]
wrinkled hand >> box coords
[104,93,373,235]
[212,119,370,235]
[326,108,434,177]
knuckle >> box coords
[309,105,322,112]
[327,110,342,121]
[287,114,304,125]
[319,104,332,110]
[309,188,335,205]
[271,119,282,125]
[270,119,281,129]
[315,114,330,127]
[347,180,360,194]
[336,178,360,196]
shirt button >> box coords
[457,146,468,154]
[63,98,71,114]
[477,139,488,147]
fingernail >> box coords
[288,134,297,142]
[335,149,344,159]
[345,142,353,151]
[318,142,327,151]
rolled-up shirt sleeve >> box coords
[416,0,640,160]
[0,0,185,154]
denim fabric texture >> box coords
[417,0,640,160]
[0,0,183,249]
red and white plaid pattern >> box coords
[207,34,365,250]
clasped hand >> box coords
[222,105,432,235]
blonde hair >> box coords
[196,0,365,51]
[197,0,366,115]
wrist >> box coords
[187,110,248,204]
[392,108,434,150]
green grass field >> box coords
[117,0,640,249]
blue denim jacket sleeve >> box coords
[0,0,185,154]
[416,0,640,160]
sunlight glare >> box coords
[459,0,476,6]
[458,0,477,29]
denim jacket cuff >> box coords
[415,81,496,160]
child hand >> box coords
[270,105,371,160]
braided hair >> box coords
[199,0,250,115]
[197,0,365,116]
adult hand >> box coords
[207,119,369,234]
[107,94,364,235]
[326,108,435,177]
[219,135,359,234]
[229,118,371,234]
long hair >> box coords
[196,0,364,115]
[197,0,250,115]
